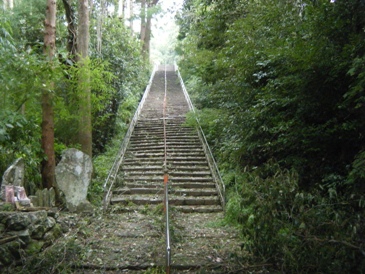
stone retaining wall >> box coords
[0,210,67,267]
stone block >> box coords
[55,148,93,212]
[36,189,43,207]
[49,187,55,207]
[1,158,25,200]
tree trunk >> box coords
[77,0,92,157]
[96,0,106,54]
[42,0,56,191]
[142,0,158,61]
[62,0,77,59]
[143,14,151,60]
[3,0,14,9]
[140,0,146,55]
[117,0,125,18]
[129,0,134,33]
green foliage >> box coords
[90,17,149,154]
[11,238,85,274]
[0,110,42,191]
[91,72,148,205]
[10,0,46,49]
[91,139,121,206]
[0,202,15,211]
[90,17,149,203]
[178,0,365,183]
[225,164,365,272]
[0,3,149,203]
[177,0,365,271]
[54,57,116,151]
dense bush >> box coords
[225,163,364,272]
[177,0,365,271]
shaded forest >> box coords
[0,0,151,200]
[176,0,365,272]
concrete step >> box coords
[110,204,222,213]
[121,159,209,167]
[168,160,209,166]
[125,152,205,158]
[125,182,216,189]
[122,158,164,165]
[167,156,207,161]
[127,147,204,153]
[126,144,164,150]
[121,166,163,171]
[113,187,217,196]
[127,142,202,149]
[120,166,210,173]
[122,171,164,176]
[169,177,213,182]
[168,166,210,171]
[174,205,222,213]
[167,148,205,153]
[169,170,211,176]
[111,195,220,206]
[119,171,212,180]
[122,176,213,182]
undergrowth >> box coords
[8,238,84,274]
[224,162,365,273]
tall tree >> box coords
[41,0,56,190]
[129,0,133,33]
[140,0,146,55]
[77,0,92,156]
[62,0,77,59]
[117,0,125,18]
[141,0,158,60]
[96,0,106,54]
[3,0,14,9]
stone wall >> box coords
[0,210,67,267]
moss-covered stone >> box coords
[25,240,44,255]
[6,213,31,231]
[7,229,31,244]
[2,239,24,262]
[44,223,62,243]
[0,223,5,233]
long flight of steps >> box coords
[71,67,242,273]
[110,68,222,213]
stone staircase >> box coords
[110,69,222,213]
[68,68,242,273]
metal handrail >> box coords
[174,63,226,208]
[163,64,171,273]
[102,65,157,212]
[165,184,171,273]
